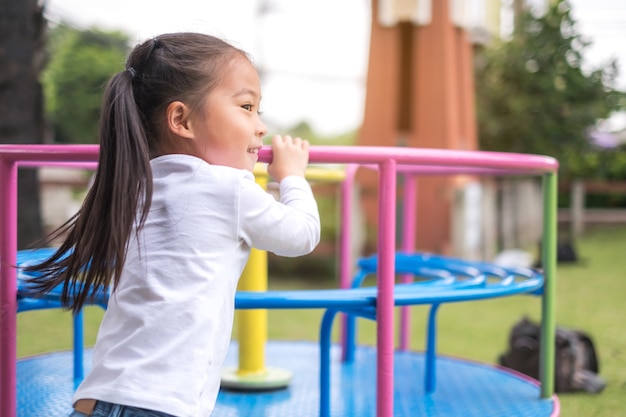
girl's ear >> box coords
[166,101,194,139]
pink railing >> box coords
[0,144,558,417]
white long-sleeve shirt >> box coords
[72,154,320,417]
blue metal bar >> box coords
[320,309,339,417]
[73,311,84,389]
[424,303,441,393]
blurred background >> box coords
[5,0,624,264]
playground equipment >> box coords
[0,144,558,417]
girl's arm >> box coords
[238,173,320,257]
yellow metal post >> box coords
[236,246,268,376]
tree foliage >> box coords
[475,0,625,180]
[42,24,130,143]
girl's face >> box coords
[191,56,266,172]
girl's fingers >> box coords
[273,134,308,149]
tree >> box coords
[475,0,625,180]
[0,0,46,247]
[42,24,130,143]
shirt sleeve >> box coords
[238,174,321,257]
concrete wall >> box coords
[38,167,90,234]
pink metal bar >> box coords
[339,164,359,290]
[0,145,99,163]
[0,159,18,417]
[399,174,417,351]
[377,159,397,417]
[0,145,99,417]
[350,162,547,177]
[260,146,558,173]
[339,164,359,360]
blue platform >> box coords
[18,341,558,417]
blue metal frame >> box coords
[16,248,544,417]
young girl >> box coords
[25,32,320,417]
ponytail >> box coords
[25,69,153,314]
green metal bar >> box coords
[540,172,558,398]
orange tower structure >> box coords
[358,0,490,254]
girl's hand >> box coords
[267,135,309,182]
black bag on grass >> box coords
[499,317,606,394]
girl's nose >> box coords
[256,120,267,138]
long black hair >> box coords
[25,33,249,313]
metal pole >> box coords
[540,172,557,398]
[0,158,18,417]
[377,159,396,416]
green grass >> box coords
[17,226,626,416]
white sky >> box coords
[44,0,626,135]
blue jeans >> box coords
[69,401,176,417]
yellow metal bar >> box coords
[254,164,346,183]
[303,166,346,183]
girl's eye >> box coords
[242,104,263,116]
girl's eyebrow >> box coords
[233,88,260,99]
